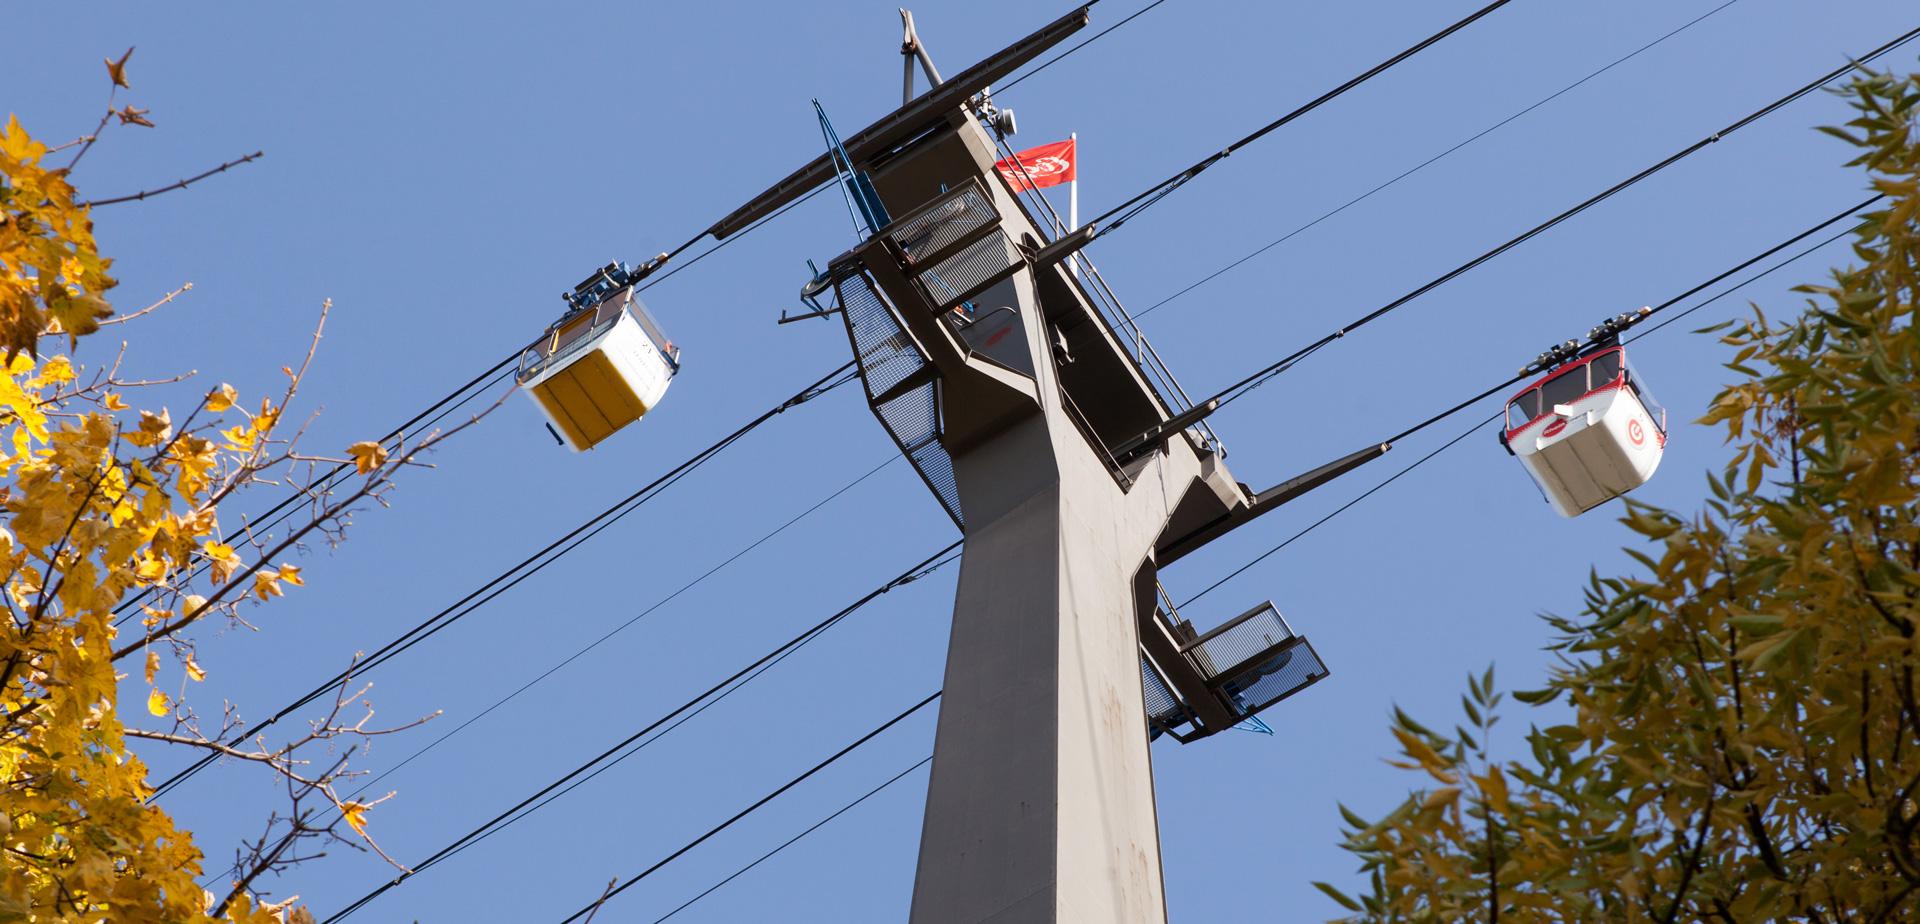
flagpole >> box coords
[1068,132,1079,279]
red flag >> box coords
[993,139,1076,191]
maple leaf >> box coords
[346,440,388,474]
[340,802,370,836]
[104,47,134,88]
[205,382,237,413]
[115,105,154,128]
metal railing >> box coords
[987,132,1224,456]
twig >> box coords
[65,91,118,172]
[44,135,94,155]
[580,878,619,924]
[112,389,502,659]
[99,282,192,327]
[81,151,264,208]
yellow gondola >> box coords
[518,260,680,451]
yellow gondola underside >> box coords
[528,348,652,450]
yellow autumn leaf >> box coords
[277,563,304,586]
[347,441,388,474]
[103,392,127,410]
[1480,764,1510,813]
[125,408,172,447]
[341,801,370,836]
[184,657,206,682]
[144,650,159,685]
[252,570,283,601]
[32,356,74,386]
[146,687,168,717]
[205,383,237,413]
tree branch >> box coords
[97,282,191,327]
[80,151,263,208]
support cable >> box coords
[322,449,903,812]
[645,184,835,293]
[1133,0,1741,320]
[123,105,849,633]
[1180,196,1878,609]
[1083,0,1520,236]
[1197,26,1919,414]
[606,188,1859,913]
[607,199,1885,923]
[113,363,517,627]
[147,361,857,801]
[552,690,943,924]
[335,194,1872,923]
[994,0,1174,95]
[320,543,961,923]
[647,755,934,923]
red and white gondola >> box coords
[1500,309,1667,517]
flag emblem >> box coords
[993,139,1076,191]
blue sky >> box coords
[8,0,1915,919]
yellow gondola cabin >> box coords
[518,261,680,451]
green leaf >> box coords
[1312,881,1364,912]
[1729,613,1786,636]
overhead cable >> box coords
[646,755,934,923]
[113,362,516,628]
[995,0,1175,95]
[1198,25,1920,413]
[324,450,905,813]
[551,690,943,924]
[147,361,857,801]
[1133,0,1741,320]
[574,190,1870,917]
[1083,0,1520,236]
[1182,196,1879,609]
[320,542,961,922]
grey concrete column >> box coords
[908,357,1195,924]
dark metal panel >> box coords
[707,5,1090,239]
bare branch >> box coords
[98,282,192,327]
[81,151,264,208]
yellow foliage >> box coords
[0,103,349,921]
[340,802,370,837]
[345,440,386,474]
[0,115,113,357]
[1327,68,1920,922]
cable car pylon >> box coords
[688,8,1392,922]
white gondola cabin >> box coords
[1502,345,1666,517]
[517,279,679,452]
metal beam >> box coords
[707,5,1090,239]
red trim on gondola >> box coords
[1511,345,1625,397]
[1505,380,1625,440]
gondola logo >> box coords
[1542,419,1569,437]
[1627,419,1645,446]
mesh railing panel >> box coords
[1218,638,1328,717]
[1187,603,1295,681]
[921,232,1019,313]
[839,270,926,401]
[1139,655,1189,728]
[836,268,964,530]
[890,388,963,528]
[886,185,996,264]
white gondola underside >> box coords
[1512,385,1663,517]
